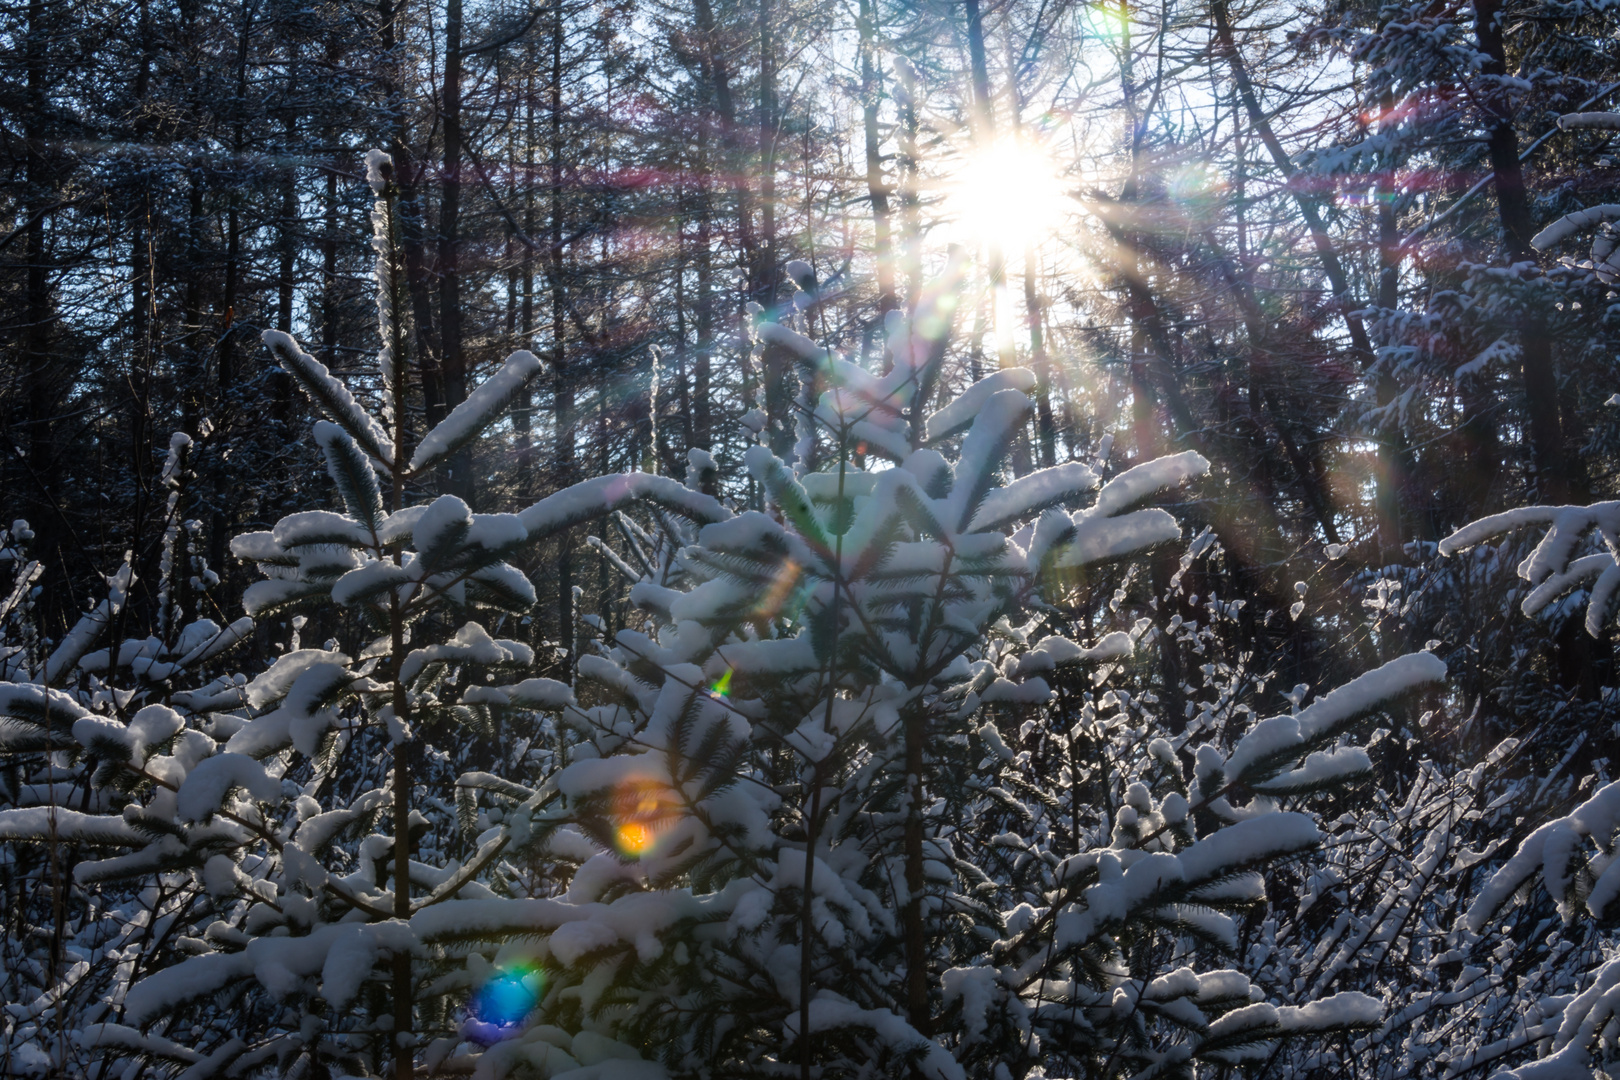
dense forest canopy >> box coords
[4,0,1620,1075]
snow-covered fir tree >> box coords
[398,252,1451,1077]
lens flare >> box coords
[753,559,801,621]
[616,820,655,855]
[611,778,680,859]
[465,963,543,1044]
[710,668,734,698]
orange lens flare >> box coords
[611,778,680,859]
[754,559,801,621]
[615,821,655,856]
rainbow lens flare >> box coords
[709,668,733,698]
[464,963,543,1044]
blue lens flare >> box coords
[465,965,542,1044]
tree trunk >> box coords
[964,0,1014,371]
[1372,107,1417,560]
[691,0,762,280]
[857,0,896,319]
[1008,82,1055,466]
[1211,0,1373,362]
[439,0,472,501]
[695,132,715,472]
[757,0,777,299]
[321,160,340,365]
[218,0,252,399]
[275,106,297,335]
[902,706,928,1034]
[178,176,206,440]
[384,194,415,1077]
[552,0,576,678]
[380,0,443,428]
[894,60,923,311]
[212,0,253,572]
[515,56,537,482]
[1024,246,1056,468]
[1471,0,1566,502]
[21,0,58,630]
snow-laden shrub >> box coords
[0,432,262,1075]
[1432,109,1620,1080]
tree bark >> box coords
[857,0,897,318]
[515,55,537,482]
[552,0,576,679]
[1372,104,1418,558]
[439,0,472,500]
[380,0,444,428]
[212,0,253,572]
[385,194,415,1076]
[1210,0,1373,363]
[757,0,777,299]
[894,60,923,311]
[21,0,58,630]
[1008,82,1055,466]
[1471,0,1566,502]
[963,0,1016,377]
[694,123,715,479]
[275,101,297,335]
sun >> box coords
[943,135,1069,253]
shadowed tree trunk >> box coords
[439,0,472,501]
[551,0,576,678]
[1213,0,1410,553]
[1471,0,1566,503]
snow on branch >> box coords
[924,369,1036,445]
[409,350,544,475]
[1466,779,1620,930]
[1557,111,1620,131]
[1091,451,1211,517]
[0,806,143,846]
[262,330,393,464]
[1220,652,1445,787]
[1530,204,1620,252]
[363,148,393,193]
[516,473,731,541]
[1442,502,1620,634]
[175,753,281,822]
[784,999,965,1080]
[969,461,1100,534]
[43,560,131,685]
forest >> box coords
[3,0,1620,1073]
